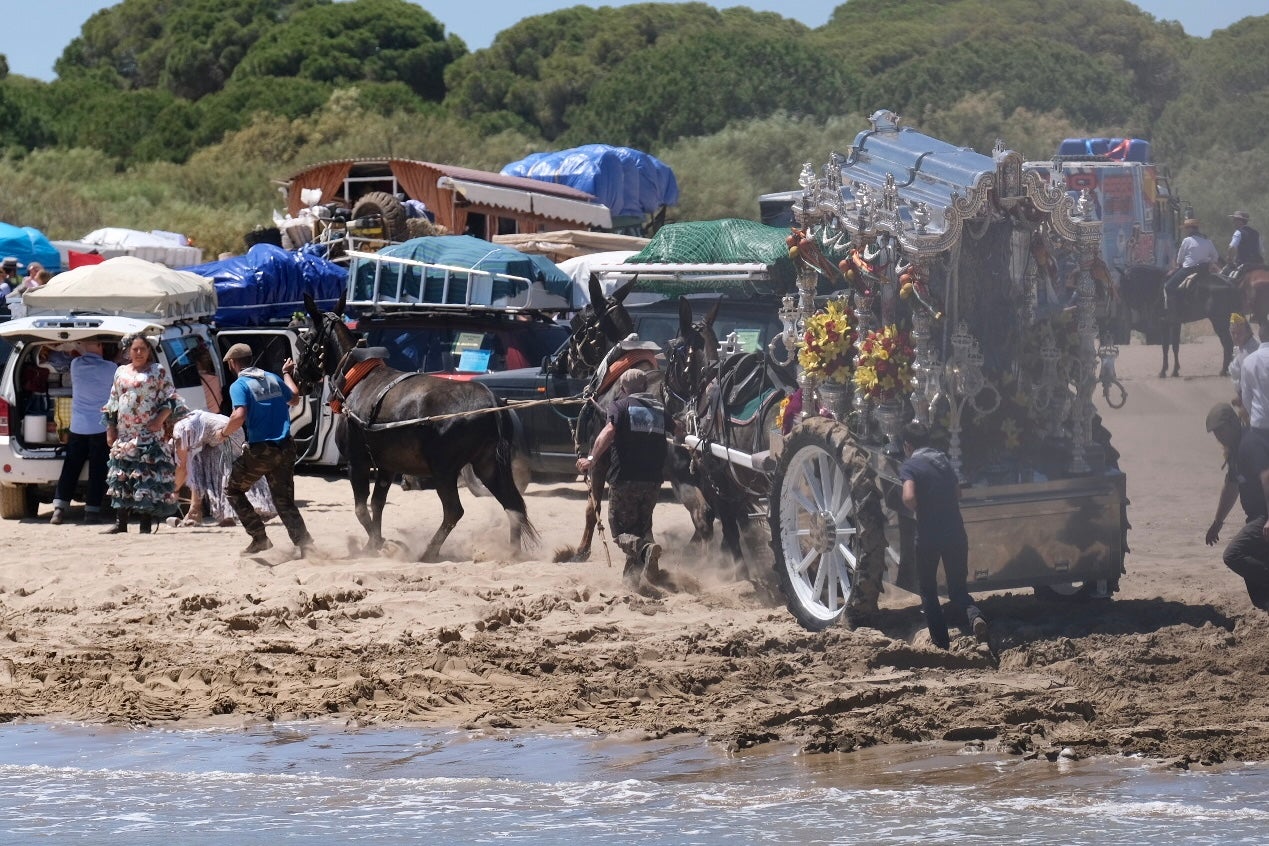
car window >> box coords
[161,336,208,390]
[633,308,779,353]
[364,322,568,374]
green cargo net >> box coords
[625,219,796,294]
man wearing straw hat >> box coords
[1227,211,1263,271]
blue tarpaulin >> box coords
[500,145,679,218]
[0,223,62,273]
[182,243,346,327]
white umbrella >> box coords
[24,256,216,321]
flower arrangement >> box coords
[798,299,855,385]
[853,324,915,402]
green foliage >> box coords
[443,3,808,141]
[1154,17,1269,166]
[190,75,333,148]
[231,0,464,102]
[820,0,1187,122]
[562,26,859,150]
[661,114,869,222]
[912,93,1090,161]
[54,0,328,97]
[861,37,1137,129]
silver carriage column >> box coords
[788,162,828,418]
[1067,242,1103,475]
[940,322,1001,481]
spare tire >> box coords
[351,191,409,243]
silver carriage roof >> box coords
[794,110,1100,257]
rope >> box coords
[341,393,589,431]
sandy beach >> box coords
[0,332,1265,768]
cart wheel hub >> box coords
[810,510,838,553]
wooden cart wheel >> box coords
[768,417,887,631]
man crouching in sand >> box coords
[576,369,675,594]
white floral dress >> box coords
[103,363,180,516]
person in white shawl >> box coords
[171,409,275,526]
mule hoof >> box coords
[1158,370,1167,378]
[1220,369,1230,377]
[1172,368,1181,377]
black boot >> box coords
[103,509,128,534]
[138,515,153,535]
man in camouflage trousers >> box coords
[577,369,674,592]
[215,343,315,556]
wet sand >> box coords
[0,333,1264,767]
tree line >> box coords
[0,0,1265,256]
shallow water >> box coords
[0,723,1265,844]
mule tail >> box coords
[495,404,539,547]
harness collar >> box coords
[330,357,384,414]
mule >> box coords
[554,275,713,562]
[297,293,536,560]
[667,297,794,564]
[1118,265,1238,377]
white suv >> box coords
[0,317,324,519]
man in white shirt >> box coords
[1239,316,1269,435]
[1164,218,1221,307]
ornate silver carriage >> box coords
[753,111,1129,630]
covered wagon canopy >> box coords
[24,256,216,321]
[795,109,1099,259]
[281,158,612,232]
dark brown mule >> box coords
[668,298,793,566]
[553,276,712,563]
[297,294,536,560]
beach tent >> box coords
[182,243,347,327]
[0,223,62,273]
[24,256,216,321]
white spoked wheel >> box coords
[769,418,886,631]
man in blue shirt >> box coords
[215,343,314,556]
[50,340,117,525]
[899,421,989,649]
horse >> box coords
[1117,264,1238,377]
[1235,265,1269,324]
[666,297,794,567]
[296,293,536,560]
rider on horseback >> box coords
[1227,211,1264,277]
[1164,218,1221,307]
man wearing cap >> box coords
[1205,402,1269,610]
[215,343,315,556]
[576,368,674,593]
[1227,211,1263,272]
[1164,218,1220,306]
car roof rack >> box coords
[345,250,572,314]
